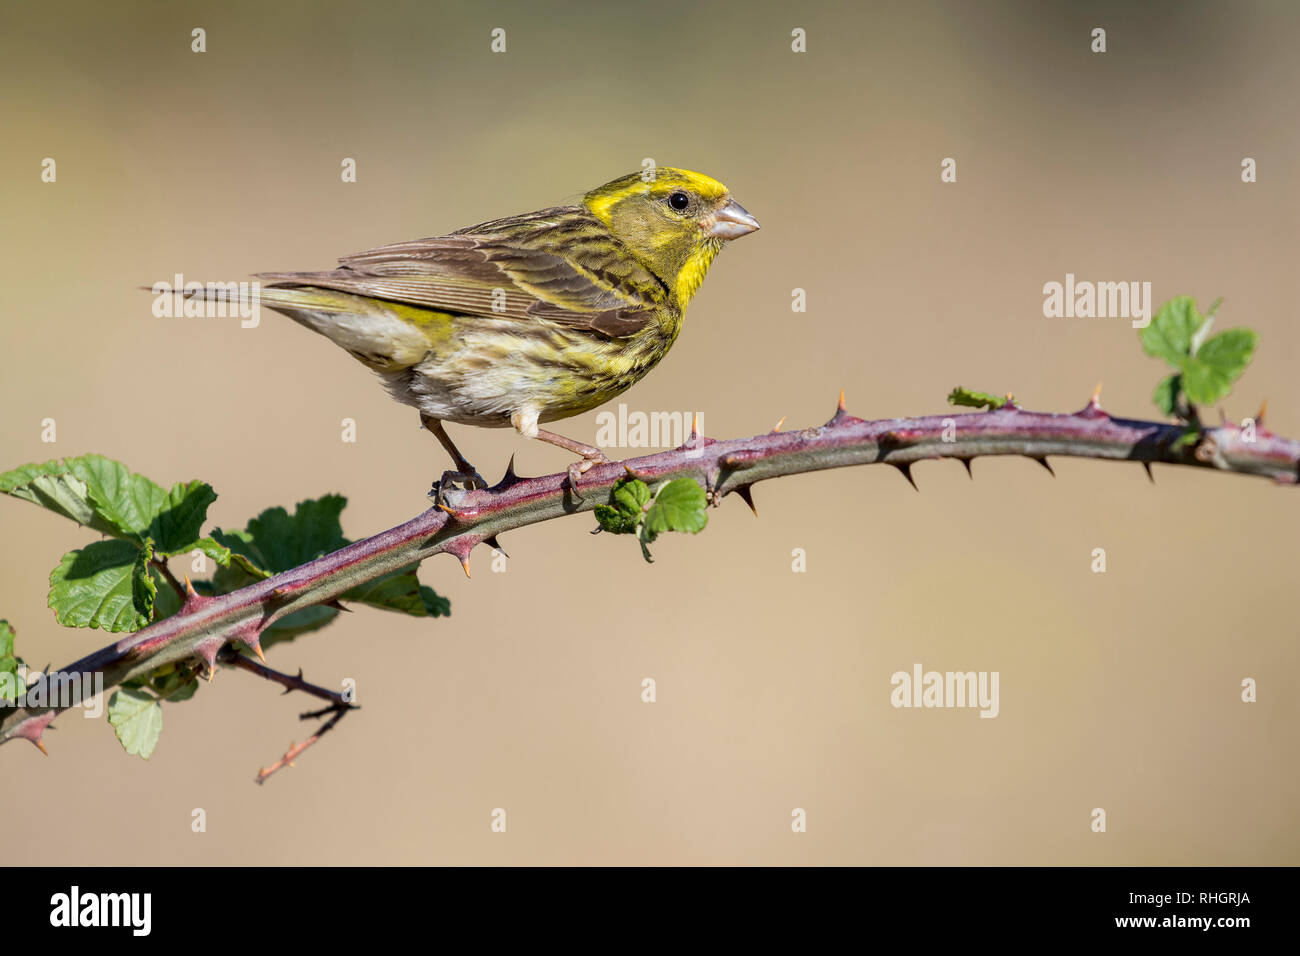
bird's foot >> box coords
[566,450,612,502]
[430,468,488,507]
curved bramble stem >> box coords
[3,396,1296,753]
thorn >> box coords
[734,484,758,516]
[770,416,786,433]
[1078,383,1107,418]
[893,462,919,491]
[1218,407,1229,426]
[193,635,224,676]
[323,599,350,612]
[958,457,974,478]
[251,642,267,664]
[502,454,519,485]
[827,388,859,427]
[184,575,198,597]
[690,412,701,440]
[1142,461,1155,484]
[13,711,56,754]
[446,541,474,579]
[1255,399,1267,426]
[483,534,509,558]
[1031,456,1055,477]
[435,503,457,516]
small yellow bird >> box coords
[240,168,757,493]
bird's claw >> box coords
[566,453,611,502]
[430,468,488,506]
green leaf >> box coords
[149,481,218,555]
[0,459,65,495]
[151,669,199,703]
[162,677,198,703]
[1181,328,1258,405]
[644,479,708,536]
[211,495,348,574]
[189,536,232,568]
[593,504,635,534]
[638,480,709,563]
[596,477,710,562]
[132,542,158,619]
[209,528,272,593]
[418,585,451,618]
[64,455,170,538]
[48,539,154,631]
[1152,373,1181,416]
[1140,296,1204,366]
[107,687,163,759]
[614,477,651,514]
[207,495,448,643]
[0,464,110,533]
[262,605,340,648]
[345,565,446,617]
[0,619,17,668]
[0,455,220,558]
[0,620,24,701]
[594,477,650,534]
[947,387,1010,410]
[227,551,270,578]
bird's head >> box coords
[583,167,759,306]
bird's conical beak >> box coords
[707,199,760,240]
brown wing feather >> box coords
[257,207,665,339]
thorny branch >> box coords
[3,391,1296,776]
[253,704,353,785]
[216,646,359,781]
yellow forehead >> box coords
[644,168,729,200]
[584,167,730,221]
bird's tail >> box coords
[144,280,442,371]
[147,279,367,313]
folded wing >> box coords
[257,206,666,339]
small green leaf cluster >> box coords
[947,387,1013,411]
[1,454,448,759]
[1140,297,1257,417]
[206,494,448,649]
[594,476,709,562]
[1,455,226,631]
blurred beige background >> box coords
[1,0,1297,864]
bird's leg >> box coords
[509,407,611,498]
[532,428,612,499]
[420,415,487,499]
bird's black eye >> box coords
[668,191,690,211]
